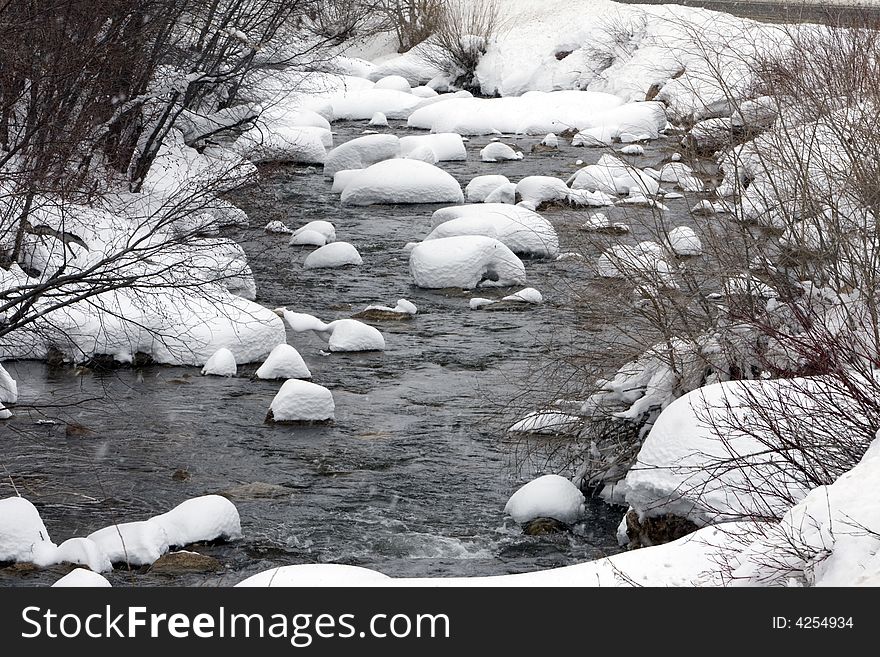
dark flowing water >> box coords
[0,120,703,586]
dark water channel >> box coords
[1,119,708,586]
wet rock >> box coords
[172,469,191,481]
[624,508,698,548]
[149,551,220,575]
[523,517,571,535]
[65,422,95,437]
[219,482,294,500]
[351,309,415,321]
[530,143,558,154]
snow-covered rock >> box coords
[410,235,527,289]
[329,89,422,121]
[515,176,570,210]
[480,142,523,162]
[32,537,112,573]
[466,175,510,202]
[0,497,52,563]
[425,208,559,259]
[237,564,392,587]
[541,133,559,148]
[236,124,329,164]
[339,159,463,206]
[0,363,17,419]
[502,287,543,304]
[597,241,675,289]
[361,299,418,316]
[269,379,335,422]
[400,133,467,162]
[201,347,237,377]
[323,134,400,178]
[256,344,311,380]
[668,226,702,256]
[303,242,363,269]
[508,411,580,435]
[265,220,292,234]
[620,144,644,156]
[659,162,703,192]
[52,568,112,587]
[569,154,660,196]
[275,309,386,352]
[484,182,517,204]
[504,475,586,524]
[87,521,169,567]
[369,112,388,127]
[374,75,411,93]
[150,495,242,548]
[289,220,336,247]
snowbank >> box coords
[504,475,586,524]
[409,236,527,289]
[256,344,312,379]
[269,379,335,422]
[339,159,463,206]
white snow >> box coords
[541,133,559,148]
[276,309,386,352]
[369,111,389,127]
[256,344,312,380]
[480,142,523,162]
[504,475,586,524]
[425,207,559,259]
[508,411,580,435]
[570,154,660,196]
[659,162,703,192]
[484,183,517,204]
[289,220,336,246]
[0,497,52,563]
[338,159,464,206]
[597,241,675,289]
[399,133,467,162]
[620,144,645,156]
[303,242,363,269]
[329,89,422,121]
[323,134,400,178]
[32,537,112,573]
[363,299,418,315]
[52,568,112,587]
[374,75,412,93]
[201,347,237,377]
[150,495,242,548]
[515,176,571,210]
[0,363,17,419]
[265,220,292,234]
[237,564,392,587]
[465,175,510,202]
[87,521,169,567]
[269,379,336,422]
[668,226,703,256]
[502,287,543,304]
[409,235,527,289]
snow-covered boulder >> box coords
[87,521,169,567]
[265,220,292,234]
[620,144,644,156]
[303,242,363,269]
[369,112,388,127]
[466,175,510,202]
[32,537,112,573]
[484,183,517,204]
[268,379,335,423]
[480,142,523,162]
[150,495,242,548]
[288,109,332,131]
[374,75,411,93]
[339,159,463,206]
[515,176,570,210]
[52,568,112,587]
[668,226,702,256]
[399,133,467,162]
[411,85,438,98]
[409,235,527,289]
[237,563,392,587]
[0,363,17,419]
[201,347,237,377]
[569,154,660,196]
[541,133,559,148]
[425,209,559,259]
[0,497,52,563]
[659,162,703,192]
[503,287,543,304]
[329,89,422,121]
[504,475,586,524]
[275,309,386,352]
[256,344,311,380]
[597,241,676,289]
[289,220,336,247]
[323,134,400,178]
[358,299,418,319]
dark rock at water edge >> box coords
[149,551,221,575]
[523,517,571,535]
[624,508,698,548]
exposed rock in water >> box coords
[523,517,571,535]
[624,508,698,548]
[219,482,295,500]
[149,551,220,575]
[351,309,415,321]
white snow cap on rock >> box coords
[32,537,112,573]
[303,242,363,269]
[409,235,527,289]
[668,226,702,256]
[265,220,292,234]
[363,299,418,315]
[400,133,467,162]
[150,495,242,548]
[52,568,112,588]
[502,287,543,304]
[620,144,644,156]
[339,159,463,206]
[374,75,411,93]
[289,220,336,247]
[201,347,237,377]
[541,133,559,148]
[369,112,388,127]
[425,207,559,259]
[269,379,335,422]
[0,497,52,563]
[275,309,386,352]
[515,176,570,210]
[0,363,17,419]
[237,564,391,587]
[323,134,400,178]
[597,241,676,289]
[480,142,523,162]
[87,521,169,567]
[570,154,660,196]
[466,175,510,202]
[504,475,585,524]
[484,182,517,204]
[256,343,311,380]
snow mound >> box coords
[480,142,523,162]
[276,310,386,352]
[237,564,392,587]
[150,495,242,548]
[504,475,585,524]
[339,159,463,206]
[659,162,703,192]
[400,133,467,162]
[201,347,237,377]
[87,521,169,567]
[323,134,400,178]
[369,112,388,127]
[303,242,363,269]
[425,208,558,259]
[265,220,292,234]
[269,379,335,422]
[329,89,422,121]
[0,497,52,563]
[410,235,527,289]
[484,183,516,204]
[597,241,675,289]
[515,176,570,210]
[541,133,559,148]
[374,75,411,93]
[256,344,311,380]
[362,299,418,316]
[620,144,644,156]
[503,287,543,304]
[668,226,702,256]
[52,568,112,587]
[289,220,336,246]
[33,537,112,573]
[411,85,438,98]
[570,154,660,196]
[508,411,581,435]
[288,109,332,131]
[466,175,510,202]
[0,363,17,419]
